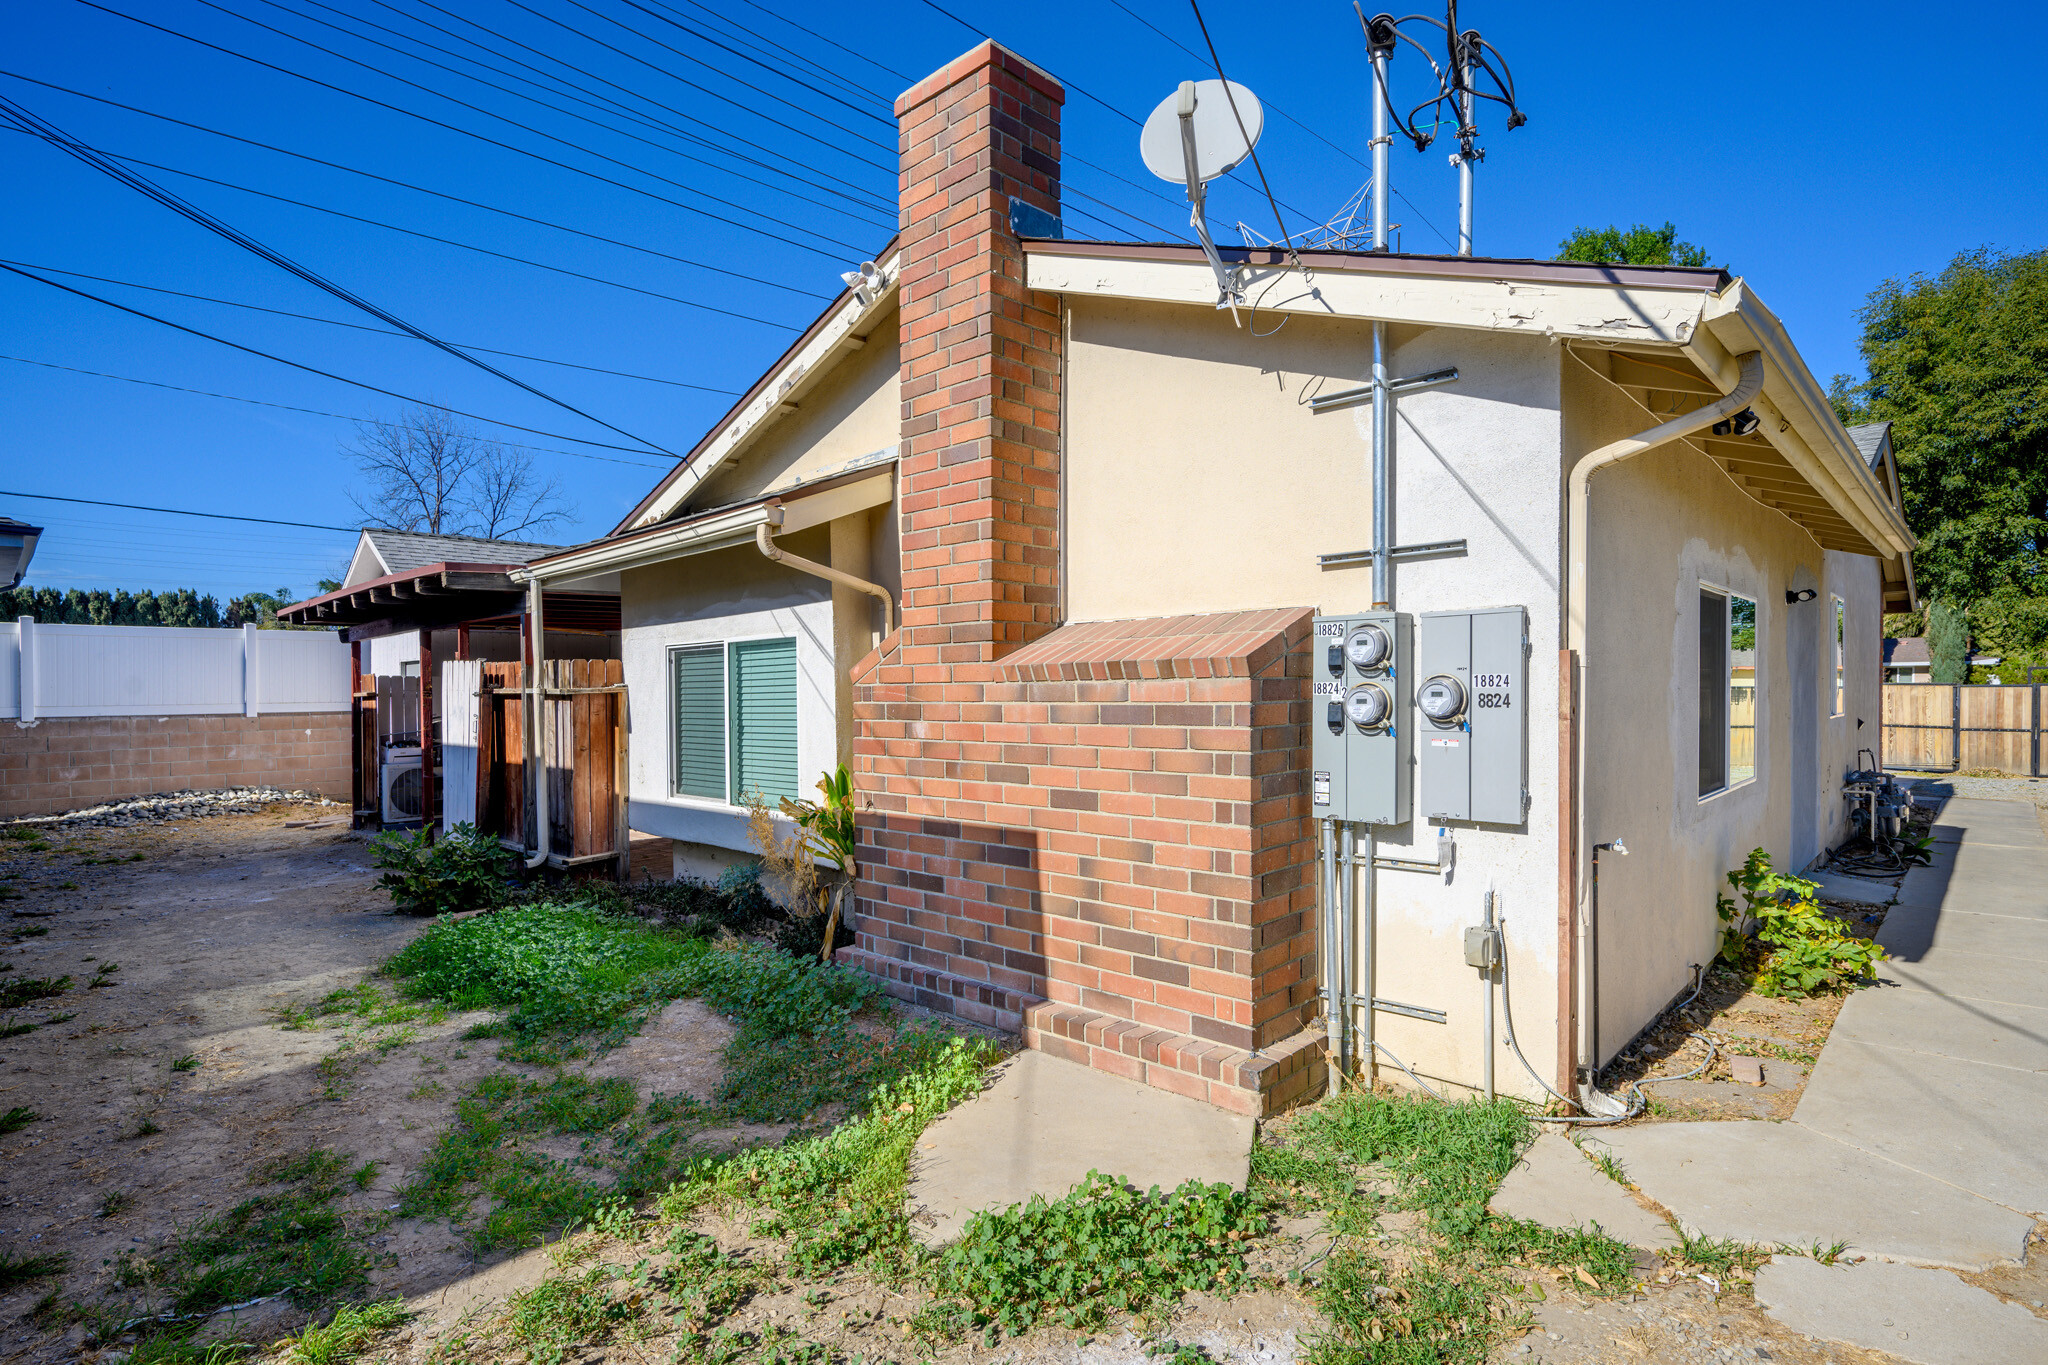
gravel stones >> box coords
[0,787,340,832]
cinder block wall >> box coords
[0,713,349,820]
[845,42,1326,1114]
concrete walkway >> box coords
[1586,796,2048,1361]
[904,1050,1254,1246]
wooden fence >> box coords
[472,659,629,876]
[1881,683,2041,775]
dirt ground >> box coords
[0,808,1966,1365]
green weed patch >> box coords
[0,975,72,1009]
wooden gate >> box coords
[1881,683,2042,775]
[476,660,629,877]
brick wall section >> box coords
[894,41,1063,663]
[847,610,1325,1114]
[0,713,349,820]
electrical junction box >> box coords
[1417,607,1528,825]
[1310,612,1411,826]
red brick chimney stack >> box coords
[893,42,1065,663]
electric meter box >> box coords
[1311,612,1412,826]
[1417,607,1528,825]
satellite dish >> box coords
[1137,79,1266,318]
[1139,80,1264,185]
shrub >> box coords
[769,909,856,960]
[369,822,512,916]
[1717,848,1887,996]
[714,862,777,931]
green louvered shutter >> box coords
[671,644,725,799]
[728,637,798,806]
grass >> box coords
[276,1299,411,1365]
[128,1117,164,1139]
[0,975,71,1009]
[171,1054,200,1072]
[1252,1091,1638,1364]
[0,1107,38,1135]
[279,981,447,1032]
[100,1190,135,1219]
[0,1249,68,1289]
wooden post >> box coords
[419,631,436,837]
[456,624,471,661]
[1557,649,1580,1108]
[613,659,630,882]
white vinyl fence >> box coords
[1,617,350,720]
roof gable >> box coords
[360,528,562,576]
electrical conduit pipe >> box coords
[1562,349,1763,1103]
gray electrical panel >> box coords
[1416,607,1528,825]
[1311,612,1411,826]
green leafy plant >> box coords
[0,975,72,1009]
[747,765,861,960]
[1717,848,1887,996]
[369,822,512,917]
[276,1299,411,1365]
[0,1107,37,1135]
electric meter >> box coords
[1417,674,1467,723]
[1344,623,1392,672]
[1345,682,1391,731]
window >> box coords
[1699,586,1758,797]
[670,638,800,806]
[1831,595,1846,717]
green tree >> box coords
[1927,599,1969,684]
[1556,221,1710,267]
[1830,248,2048,611]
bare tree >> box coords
[346,407,574,541]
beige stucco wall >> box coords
[687,304,901,511]
[1568,348,1890,1066]
[1062,297,1567,1100]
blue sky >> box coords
[5,0,2044,602]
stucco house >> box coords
[521,41,1916,1116]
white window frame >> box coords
[1830,594,1846,718]
[664,632,800,812]
[1699,581,1760,802]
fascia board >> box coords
[1704,289,1914,557]
[1024,250,1713,345]
[775,469,893,537]
[628,252,902,531]
[529,504,776,582]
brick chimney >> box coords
[893,42,1064,663]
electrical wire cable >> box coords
[0,264,668,464]
[0,355,666,468]
[374,0,897,214]
[0,70,836,301]
[1,95,679,457]
[2,130,807,333]
[0,489,355,533]
[69,1,872,260]
[176,0,880,249]
[266,0,897,225]
[646,0,892,107]
[603,0,896,130]
[720,0,912,84]
[0,261,744,396]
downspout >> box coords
[755,512,895,637]
[523,571,549,870]
[1563,348,1763,1102]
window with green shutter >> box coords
[728,637,798,806]
[671,644,725,799]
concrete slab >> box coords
[1899,853,2048,918]
[1808,870,1899,906]
[1583,1122,2031,1269]
[1877,902,2048,965]
[904,1050,1254,1247]
[1830,986,2048,1073]
[1795,1039,2048,1215]
[1754,1256,2048,1365]
[1876,947,2048,1008]
[1487,1133,1679,1252]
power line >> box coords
[0,260,745,395]
[647,0,893,107]
[2,95,680,457]
[70,1,871,261]
[0,355,663,468]
[604,0,896,130]
[0,71,835,301]
[0,489,355,533]
[718,0,913,83]
[238,0,895,231]
[912,0,1142,128]
[0,263,669,463]
[378,0,897,214]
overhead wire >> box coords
[270,0,896,225]
[0,261,744,395]
[602,0,896,129]
[70,1,871,261]
[0,489,355,533]
[0,355,664,467]
[0,71,838,301]
[718,0,913,84]
[1,93,679,456]
[0,263,667,465]
[646,0,893,106]
[176,0,880,250]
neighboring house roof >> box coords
[1885,636,1930,666]
[345,528,564,588]
[0,517,42,590]
[1846,421,1889,471]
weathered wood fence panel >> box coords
[1882,683,2042,776]
[473,660,627,876]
